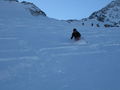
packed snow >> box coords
[0,0,120,90]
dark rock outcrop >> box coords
[89,0,120,26]
[21,1,46,16]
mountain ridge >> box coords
[67,0,120,27]
[0,0,46,17]
[88,0,120,27]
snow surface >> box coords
[0,1,120,90]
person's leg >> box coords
[75,37,80,40]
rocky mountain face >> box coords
[0,0,46,17]
[67,0,120,27]
[21,1,46,16]
[88,0,120,27]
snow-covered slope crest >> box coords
[88,0,120,27]
[21,1,46,16]
[0,0,46,18]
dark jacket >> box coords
[71,30,81,40]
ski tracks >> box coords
[37,41,101,59]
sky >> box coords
[19,0,113,20]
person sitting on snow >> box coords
[71,28,81,40]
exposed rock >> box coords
[88,0,120,27]
[21,1,46,16]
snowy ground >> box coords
[0,1,120,89]
[0,16,120,90]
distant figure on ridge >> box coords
[71,28,81,40]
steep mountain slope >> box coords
[0,0,120,90]
[0,0,46,18]
[21,1,46,16]
[89,0,120,26]
[68,0,120,27]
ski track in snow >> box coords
[0,5,120,89]
[0,26,120,62]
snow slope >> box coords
[0,1,120,90]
